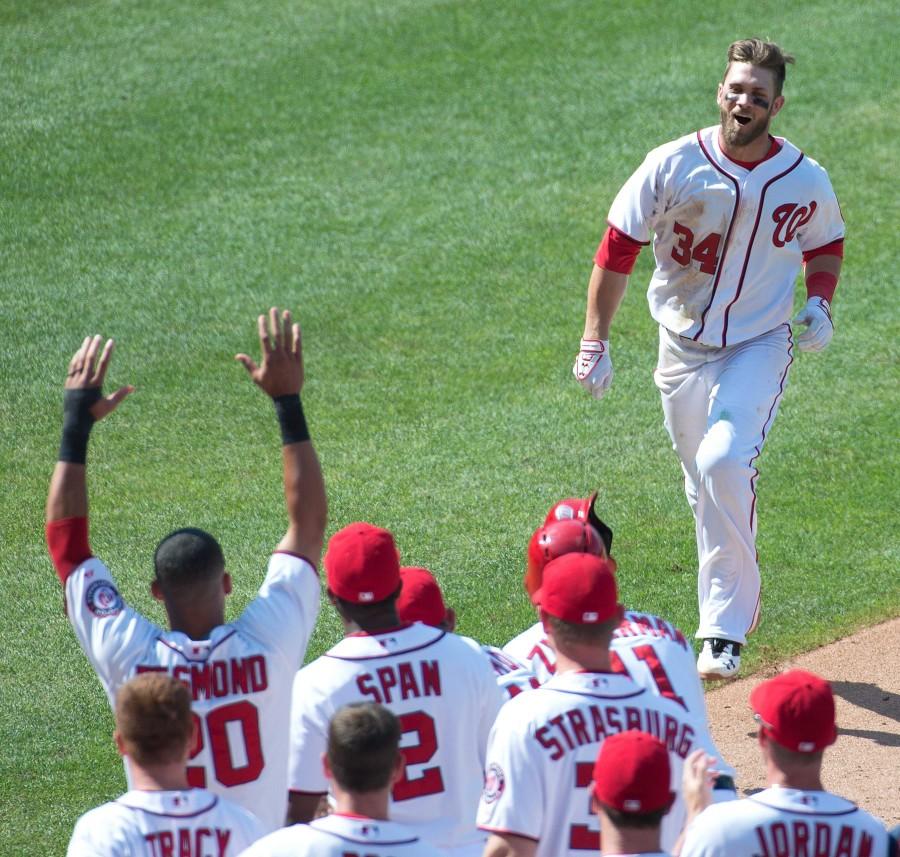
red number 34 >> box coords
[671,222,722,275]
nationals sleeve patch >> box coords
[85,579,123,617]
[482,763,505,804]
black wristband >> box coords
[59,388,102,464]
[273,394,310,445]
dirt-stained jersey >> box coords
[66,788,265,856]
[63,552,320,832]
[477,671,730,857]
[240,813,445,856]
[289,622,503,856]
[681,787,887,857]
[608,126,844,347]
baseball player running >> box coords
[286,522,504,856]
[679,670,888,857]
[504,495,715,724]
[478,553,734,857]
[573,39,845,679]
[590,730,677,857]
[46,309,325,831]
[67,672,265,856]
[395,565,541,699]
[241,703,443,856]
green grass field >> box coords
[1,0,898,851]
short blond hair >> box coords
[726,38,795,95]
[116,673,193,766]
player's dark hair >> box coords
[116,673,193,766]
[726,38,795,95]
[546,613,620,648]
[330,586,402,630]
[327,703,402,793]
[153,528,225,592]
[597,800,672,829]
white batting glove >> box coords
[573,338,612,399]
[792,297,834,352]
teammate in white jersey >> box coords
[67,672,265,856]
[478,553,734,857]
[395,565,540,699]
[243,703,443,856]
[46,309,325,831]
[504,495,715,727]
[287,522,504,856]
[680,669,888,857]
[573,39,845,679]
[591,730,676,857]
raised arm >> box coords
[46,336,133,576]
[236,308,327,566]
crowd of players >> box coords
[49,311,896,856]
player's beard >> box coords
[719,106,770,149]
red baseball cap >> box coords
[396,566,449,627]
[525,519,606,605]
[750,669,838,753]
[324,523,401,604]
[544,491,613,554]
[536,553,621,624]
[592,731,674,814]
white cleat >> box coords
[697,638,742,680]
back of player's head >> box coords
[115,672,193,767]
[327,703,402,793]
[396,566,450,628]
[153,528,225,593]
[525,519,608,604]
[750,669,836,759]
[726,38,795,95]
[592,731,675,828]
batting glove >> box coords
[573,338,612,399]
[792,297,834,353]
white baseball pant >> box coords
[654,323,794,644]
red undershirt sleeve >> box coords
[802,238,844,264]
[594,226,644,275]
[46,517,92,584]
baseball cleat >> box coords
[697,638,741,680]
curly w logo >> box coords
[772,201,817,247]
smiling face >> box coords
[717,61,784,151]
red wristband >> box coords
[805,271,838,303]
[46,517,92,583]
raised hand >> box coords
[236,307,303,399]
[65,335,134,422]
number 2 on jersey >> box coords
[392,710,445,801]
[186,700,264,788]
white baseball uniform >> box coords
[240,813,445,856]
[680,787,888,857]
[504,610,710,720]
[62,551,320,832]
[606,126,844,643]
[477,671,733,856]
[67,788,265,856]
[288,621,504,856]
[481,643,541,699]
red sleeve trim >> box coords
[803,239,844,263]
[594,226,645,274]
[805,271,839,303]
[288,789,328,796]
[46,517,92,583]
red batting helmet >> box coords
[544,491,613,554]
[525,519,608,604]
